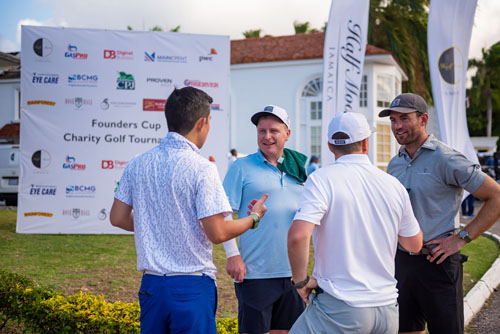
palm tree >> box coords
[242,29,262,38]
[467,42,500,138]
[368,0,431,101]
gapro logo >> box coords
[62,155,86,170]
[64,44,88,59]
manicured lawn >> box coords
[0,209,498,320]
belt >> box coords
[408,247,431,256]
[406,230,454,256]
[143,270,203,277]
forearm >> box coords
[466,195,500,239]
[288,222,312,283]
[110,199,134,231]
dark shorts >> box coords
[395,249,467,334]
[234,277,306,333]
[138,274,217,334]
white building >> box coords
[230,32,409,170]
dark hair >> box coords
[230,149,237,156]
[331,132,362,155]
[164,87,213,135]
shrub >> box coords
[0,269,237,333]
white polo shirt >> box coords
[294,154,420,307]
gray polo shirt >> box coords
[388,135,486,242]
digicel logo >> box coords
[104,50,116,59]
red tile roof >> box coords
[0,123,20,138]
[231,32,391,65]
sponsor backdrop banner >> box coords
[18,26,229,234]
[428,0,478,163]
[321,0,370,165]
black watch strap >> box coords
[292,275,310,289]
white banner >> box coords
[428,0,478,163]
[321,0,370,165]
[18,26,230,234]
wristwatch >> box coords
[458,228,472,243]
[249,213,260,229]
[292,275,310,289]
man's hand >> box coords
[226,255,246,282]
[246,194,268,218]
[425,234,467,264]
[296,276,318,304]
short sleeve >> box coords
[398,185,421,237]
[222,162,244,211]
[293,173,329,225]
[196,163,232,219]
[114,163,133,206]
[444,154,486,194]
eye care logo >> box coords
[29,184,57,196]
[64,44,88,59]
[32,72,59,84]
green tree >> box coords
[126,25,181,32]
[242,29,262,38]
[467,42,500,140]
[294,21,310,34]
[368,0,431,101]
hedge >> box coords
[0,269,238,333]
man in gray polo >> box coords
[379,93,500,334]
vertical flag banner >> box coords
[321,0,370,165]
[428,0,478,162]
[18,26,229,234]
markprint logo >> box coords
[144,51,187,63]
[199,48,217,62]
[117,72,135,90]
[31,149,51,169]
[27,100,56,106]
[33,38,53,57]
[438,46,464,85]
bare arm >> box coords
[399,230,423,253]
[200,194,268,244]
[110,198,134,231]
[425,176,500,264]
[288,219,318,303]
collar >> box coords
[161,132,200,154]
[335,154,371,165]
[256,149,280,165]
[398,134,437,157]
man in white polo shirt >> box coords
[287,111,423,334]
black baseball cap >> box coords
[378,93,428,117]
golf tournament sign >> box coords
[18,26,230,234]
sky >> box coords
[0,0,499,61]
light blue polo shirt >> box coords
[223,150,304,279]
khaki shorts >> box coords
[290,289,398,334]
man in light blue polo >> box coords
[223,105,307,334]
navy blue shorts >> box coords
[138,274,217,334]
[234,277,306,333]
[396,249,467,334]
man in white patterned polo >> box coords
[110,87,268,334]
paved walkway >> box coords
[462,204,500,333]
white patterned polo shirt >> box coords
[115,132,232,279]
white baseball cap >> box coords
[328,111,375,145]
[251,105,291,128]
